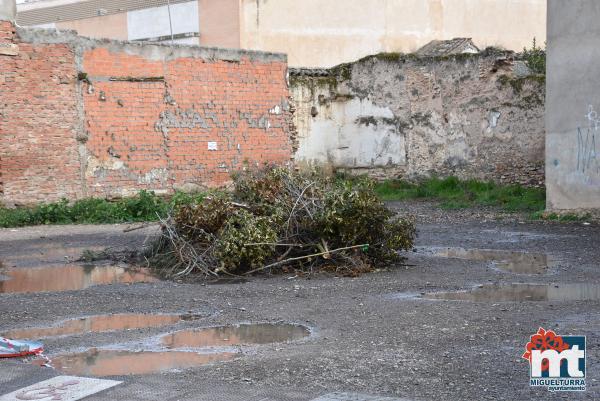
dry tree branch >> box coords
[243,243,368,276]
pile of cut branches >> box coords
[146,167,416,278]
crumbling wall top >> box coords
[14,23,287,64]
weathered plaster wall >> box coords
[240,0,546,68]
[546,0,600,210]
[0,0,15,21]
[292,52,545,185]
[0,21,293,205]
[198,0,240,49]
[293,84,406,171]
[55,14,129,41]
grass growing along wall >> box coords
[374,176,546,213]
[0,190,206,228]
[0,177,589,228]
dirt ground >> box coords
[0,200,598,401]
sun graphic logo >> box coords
[523,327,586,392]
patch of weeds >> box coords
[331,63,352,81]
[356,53,400,64]
[289,74,340,98]
[166,191,207,210]
[373,179,422,201]
[531,211,592,222]
[373,52,402,62]
[521,38,546,75]
[374,176,546,213]
[0,190,208,228]
[498,74,545,94]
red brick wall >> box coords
[0,21,82,204]
[82,47,292,197]
[0,22,293,204]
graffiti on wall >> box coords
[577,105,600,177]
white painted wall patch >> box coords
[0,43,19,56]
[489,111,501,128]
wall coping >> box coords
[15,24,287,64]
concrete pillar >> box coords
[0,0,16,22]
[546,0,600,210]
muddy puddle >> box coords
[425,283,600,302]
[162,323,310,348]
[0,265,158,294]
[4,314,182,340]
[419,247,556,274]
[33,349,236,377]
